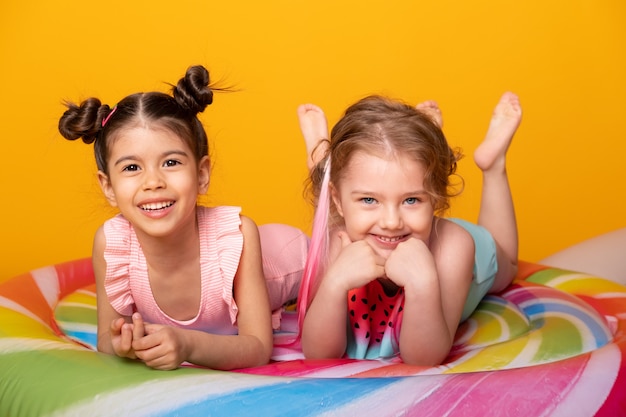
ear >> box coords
[97,171,118,207]
[198,156,210,194]
[329,182,344,218]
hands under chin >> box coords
[382,238,437,290]
[333,233,436,293]
[330,232,387,290]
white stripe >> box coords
[0,296,50,328]
[434,348,483,374]
[547,343,621,417]
[316,374,452,416]
[56,301,96,309]
[74,288,97,296]
[0,337,85,354]
[56,321,97,333]
[453,317,478,345]
[594,292,626,299]
[543,273,597,286]
[505,332,542,368]
[31,266,61,309]
[302,360,392,378]
[48,372,286,417]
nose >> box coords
[143,167,165,190]
[379,205,403,230]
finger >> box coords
[143,323,160,335]
[337,231,352,248]
[110,318,125,335]
[132,312,145,340]
[133,326,160,351]
[119,323,135,356]
[136,345,166,368]
[146,358,176,371]
[134,344,152,361]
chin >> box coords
[372,246,394,260]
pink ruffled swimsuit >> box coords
[104,206,244,334]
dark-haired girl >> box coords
[59,66,307,370]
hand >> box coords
[108,312,148,359]
[132,323,188,370]
[326,232,386,291]
[385,238,437,289]
[109,317,136,359]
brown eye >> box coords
[123,164,140,172]
[164,159,181,167]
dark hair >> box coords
[310,95,463,220]
[58,65,216,175]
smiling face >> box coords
[98,124,209,239]
[331,150,435,259]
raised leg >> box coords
[473,92,522,292]
[297,104,330,169]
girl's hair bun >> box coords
[58,97,111,144]
[173,65,214,115]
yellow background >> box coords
[1,0,625,282]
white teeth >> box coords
[140,201,174,211]
[379,236,403,242]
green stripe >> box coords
[525,268,573,286]
[532,317,583,362]
[473,297,530,341]
[54,305,97,325]
[0,350,211,417]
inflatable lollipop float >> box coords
[0,258,624,416]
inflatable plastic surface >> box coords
[1,258,625,416]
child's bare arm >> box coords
[147,215,273,370]
[93,226,137,358]
[302,232,386,359]
[387,222,474,365]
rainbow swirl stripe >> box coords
[1,259,624,416]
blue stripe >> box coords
[157,377,400,417]
[64,331,98,349]
[523,301,611,346]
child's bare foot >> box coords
[416,100,443,128]
[297,104,330,169]
[473,92,522,172]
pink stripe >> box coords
[405,357,585,416]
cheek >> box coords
[342,209,370,233]
[111,182,134,200]
[409,212,434,236]
[171,173,198,192]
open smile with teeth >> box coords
[140,201,175,211]
[376,235,407,243]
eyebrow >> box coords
[113,150,190,167]
[350,190,429,197]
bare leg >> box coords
[297,104,330,169]
[416,100,443,128]
[473,92,522,292]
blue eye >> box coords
[405,197,418,205]
[361,197,376,205]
